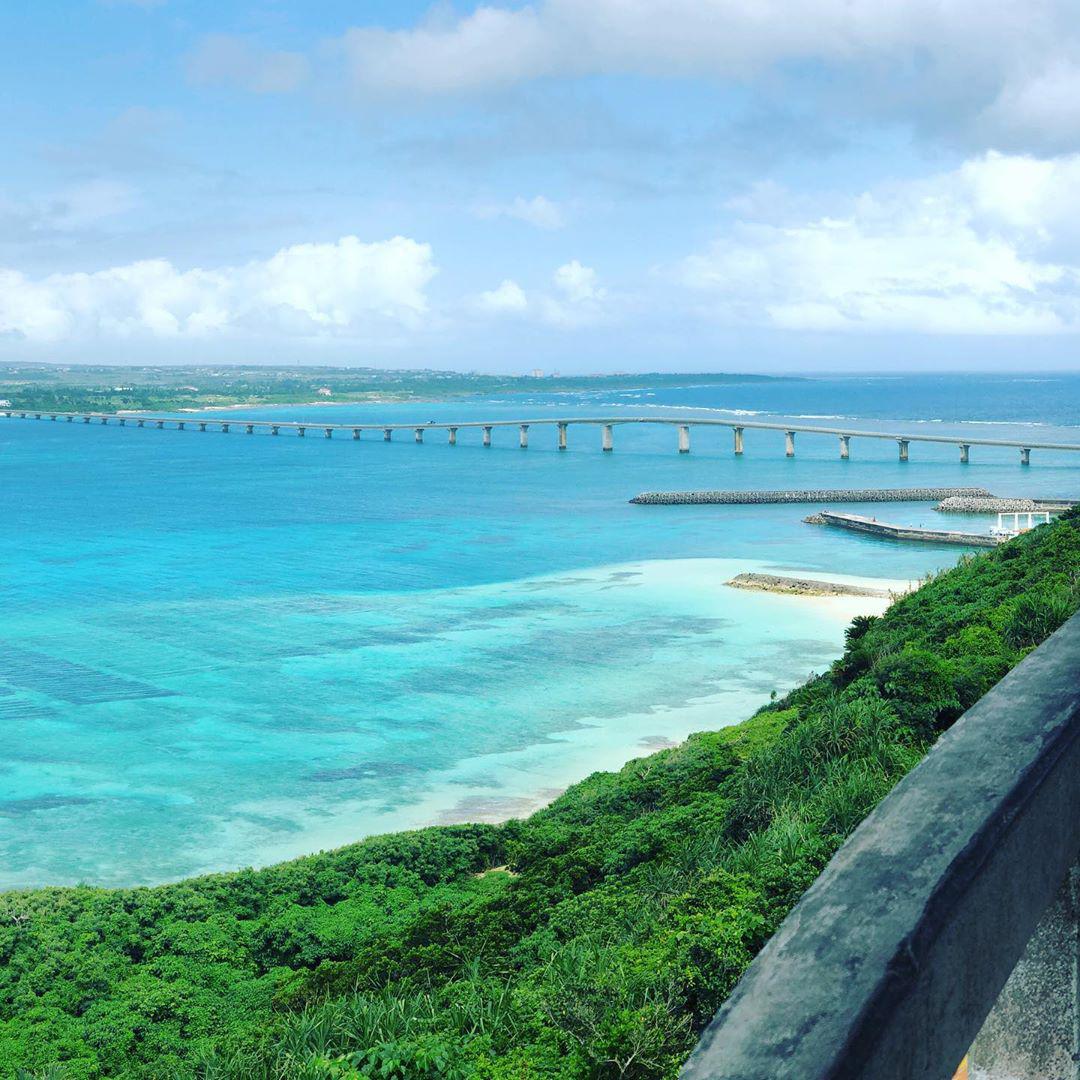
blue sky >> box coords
[2,1,1079,372]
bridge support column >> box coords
[734,427,744,455]
[34,413,41,419]
[960,443,970,463]
[898,439,910,462]
[83,416,91,423]
[1021,447,1031,466]
[324,427,333,438]
[602,424,613,452]
[519,424,529,448]
[840,435,850,459]
[414,427,423,443]
[50,414,57,421]
[66,415,74,422]
[678,425,690,454]
[156,420,164,429]
[353,428,361,440]
[271,425,279,436]
[483,426,492,447]
[118,418,125,426]
[246,424,254,434]
[198,422,207,432]
[221,423,229,433]
[100,417,108,425]
[137,419,145,427]
[558,422,568,450]
[297,426,305,437]
[448,427,457,445]
[177,421,185,430]
[384,428,392,441]
[785,430,795,457]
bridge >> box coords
[5,409,1080,465]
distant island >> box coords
[0,363,797,414]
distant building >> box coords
[0,399,10,408]
[530,369,544,378]
[316,387,333,397]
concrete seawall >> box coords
[806,511,1001,547]
[630,487,992,506]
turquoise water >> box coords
[2,374,1078,887]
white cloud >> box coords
[186,34,309,94]
[0,236,436,343]
[475,261,608,326]
[323,1,1080,152]
[472,195,565,230]
[552,259,602,304]
[679,151,1080,334]
[476,279,529,313]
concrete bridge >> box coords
[4,409,1080,465]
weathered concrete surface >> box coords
[969,865,1079,1080]
[808,510,1001,547]
[631,487,991,506]
[682,613,1080,1080]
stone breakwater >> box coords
[630,487,992,506]
[726,573,897,599]
[935,495,1077,513]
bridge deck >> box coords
[5,410,1080,457]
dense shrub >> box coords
[3,516,1078,1079]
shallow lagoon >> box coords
[2,374,1077,886]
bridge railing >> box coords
[6,409,1080,462]
[682,613,1080,1080]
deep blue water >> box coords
[1,373,1077,887]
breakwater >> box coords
[935,495,1077,513]
[630,487,991,506]
[726,573,897,598]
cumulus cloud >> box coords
[679,152,1080,334]
[186,34,309,94]
[472,195,565,230]
[319,1,1080,152]
[0,236,436,343]
[476,279,529,313]
[475,261,607,325]
[552,260,602,303]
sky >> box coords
[2,1,1080,373]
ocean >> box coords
[2,372,1077,888]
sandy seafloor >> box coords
[5,373,1077,888]
[217,558,903,860]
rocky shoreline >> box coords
[726,573,898,598]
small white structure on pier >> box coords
[991,511,1051,539]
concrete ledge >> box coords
[682,613,1080,1080]
[630,487,991,506]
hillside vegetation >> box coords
[4,513,1080,1079]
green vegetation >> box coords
[4,514,1080,1079]
[0,365,786,414]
